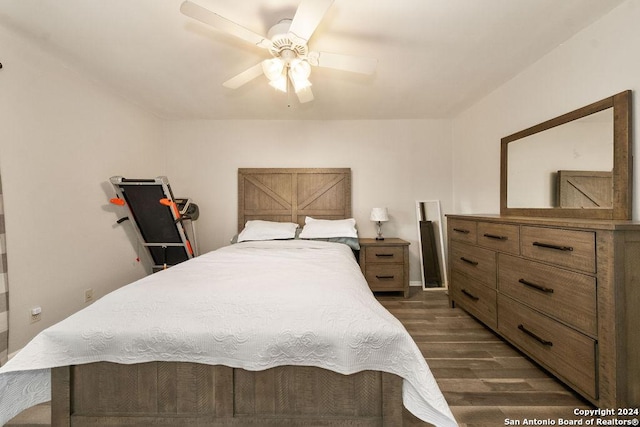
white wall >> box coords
[452,0,640,218]
[6,0,634,354]
[162,119,453,283]
[0,26,165,351]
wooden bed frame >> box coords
[50,168,426,426]
[237,168,353,230]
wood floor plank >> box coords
[377,287,591,425]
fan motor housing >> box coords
[268,19,308,58]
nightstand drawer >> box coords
[364,246,404,264]
[359,238,410,297]
[364,264,404,290]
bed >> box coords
[0,168,457,427]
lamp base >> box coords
[375,221,385,241]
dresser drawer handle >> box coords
[375,253,394,258]
[453,228,470,234]
[376,275,395,280]
[483,233,508,240]
[461,289,480,301]
[518,279,554,294]
[460,257,479,266]
[518,324,553,347]
[532,241,573,252]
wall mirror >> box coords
[500,90,632,220]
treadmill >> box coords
[109,176,199,271]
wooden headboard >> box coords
[556,170,613,208]
[238,168,352,232]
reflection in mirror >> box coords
[507,108,613,208]
[500,90,631,220]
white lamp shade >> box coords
[268,75,288,92]
[290,59,311,80]
[370,207,389,222]
[262,58,284,81]
[289,59,312,93]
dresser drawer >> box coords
[451,270,497,329]
[364,264,404,290]
[478,222,520,254]
[448,218,477,244]
[498,295,597,399]
[498,254,597,336]
[364,246,404,264]
[450,242,497,288]
[520,226,596,273]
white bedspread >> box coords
[0,240,457,426]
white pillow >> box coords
[298,217,358,239]
[237,220,299,242]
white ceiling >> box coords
[0,0,626,120]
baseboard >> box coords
[410,281,449,291]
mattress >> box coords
[0,240,457,426]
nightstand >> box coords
[358,238,410,297]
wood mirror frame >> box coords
[500,90,632,220]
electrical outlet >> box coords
[84,288,94,303]
[30,306,42,323]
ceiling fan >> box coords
[180,0,377,103]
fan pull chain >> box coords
[286,67,292,108]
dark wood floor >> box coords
[8,287,592,426]
[377,287,591,426]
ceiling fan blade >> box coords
[288,0,334,43]
[308,51,377,75]
[295,86,315,104]
[180,1,272,49]
[223,62,265,89]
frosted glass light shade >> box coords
[268,75,288,92]
[262,58,284,81]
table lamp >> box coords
[370,207,389,240]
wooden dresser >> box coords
[447,214,640,407]
[359,238,410,297]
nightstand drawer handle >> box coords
[376,275,395,280]
[453,228,470,234]
[460,257,478,266]
[375,253,394,258]
[483,233,507,240]
[518,324,553,347]
[518,278,554,294]
[532,241,573,252]
[461,289,479,301]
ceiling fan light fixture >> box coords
[268,74,288,93]
[290,59,311,79]
[262,58,285,81]
[291,75,312,93]
[180,0,378,103]
[289,59,312,92]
